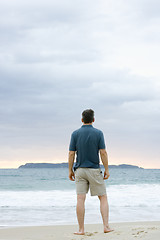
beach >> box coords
[0,168,159,239]
[0,222,160,240]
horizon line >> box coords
[0,162,160,170]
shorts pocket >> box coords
[94,169,103,177]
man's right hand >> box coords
[69,171,75,181]
[104,169,110,180]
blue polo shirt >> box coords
[69,125,106,171]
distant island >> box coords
[18,163,143,169]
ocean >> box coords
[0,167,160,227]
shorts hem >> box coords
[76,192,88,195]
[91,192,106,196]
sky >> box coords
[0,0,160,169]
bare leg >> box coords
[98,194,113,233]
[74,194,86,235]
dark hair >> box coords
[82,109,94,123]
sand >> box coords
[0,221,159,240]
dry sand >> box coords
[0,221,159,240]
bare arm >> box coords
[100,149,110,179]
[68,151,76,181]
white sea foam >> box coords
[0,184,160,226]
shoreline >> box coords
[0,219,159,228]
[0,221,159,240]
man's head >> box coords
[82,109,95,124]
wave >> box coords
[0,184,160,226]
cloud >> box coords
[0,0,160,168]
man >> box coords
[68,109,113,235]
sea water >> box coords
[0,168,160,226]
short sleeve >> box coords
[69,133,76,151]
[98,131,106,149]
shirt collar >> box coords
[81,125,93,127]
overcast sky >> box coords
[0,0,160,168]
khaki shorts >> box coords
[75,168,106,196]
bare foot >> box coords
[104,227,114,233]
[74,231,85,235]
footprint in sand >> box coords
[148,227,157,230]
[137,231,145,234]
[132,230,147,238]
